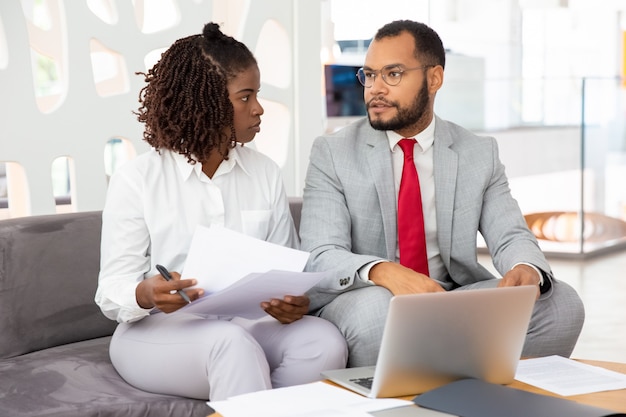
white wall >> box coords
[3,0,626,219]
[0,0,323,217]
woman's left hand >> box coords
[261,295,310,324]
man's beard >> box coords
[368,78,430,132]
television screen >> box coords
[324,64,366,117]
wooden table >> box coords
[209,359,626,416]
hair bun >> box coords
[202,22,222,40]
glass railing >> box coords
[460,77,626,257]
[576,77,626,255]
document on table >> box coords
[178,225,327,318]
[515,355,626,396]
[208,381,413,417]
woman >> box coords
[95,22,347,401]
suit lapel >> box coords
[366,132,397,260]
[433,118,458,267]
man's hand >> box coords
[498,264,541,299]
[369,262,445,295]
[261,295,309,324]
[136,271,204,313]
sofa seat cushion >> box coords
[0,336,213,417]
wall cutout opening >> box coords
[0,162,8,216]
[90,38,130,97]
[51,156,75,214]
[21,0,67,113]
[133,0,180,34]
[87,0,119,25]
[144,47,167,72]
[31,49,62,97]
[0,161,30,219]
[0,14,8,69]
[255,19,291,89]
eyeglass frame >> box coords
[355,64,434,87]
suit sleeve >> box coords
[478,138,555,292]
[300,136,383,312]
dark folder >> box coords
[413,378,626,417]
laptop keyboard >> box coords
[349,377,374,389]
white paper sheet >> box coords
[208,381,412,417]
[177,225,324,317]
[514,355,626,396]
[178,269,328,318]
[181,225,310,292]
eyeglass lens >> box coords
[356,66,404,87]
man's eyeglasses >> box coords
[356,64,433,87]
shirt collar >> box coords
[171,150,198,181]
[171,145,252,181]
[215,145,252,178]
[386,116,436,153]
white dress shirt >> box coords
[359,117,446,281]
[95,146,298,323]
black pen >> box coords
[156,264,192,304]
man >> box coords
[300,20,584,367]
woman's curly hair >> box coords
[134,22,257,163]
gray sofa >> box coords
[0,197,304,416]
[0,211,213,416]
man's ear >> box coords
[428,65,444,94]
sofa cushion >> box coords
[0,336,213,417]
[0,212,116,359]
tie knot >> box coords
[398,138,416,156]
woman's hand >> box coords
[261,295,310,324]
[136,271,204,313]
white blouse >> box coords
[95,146,298,323]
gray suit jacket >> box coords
[301,116,552,312]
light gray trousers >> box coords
[110,313,348,401]
[316,279,585,367]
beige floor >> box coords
[479,249,626,364]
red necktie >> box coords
[397,138,429,275]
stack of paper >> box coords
[179,225,329,318]
[515,355,626,396]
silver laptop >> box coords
[322,285,536,398]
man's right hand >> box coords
[369,262,445,295]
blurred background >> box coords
[1,0,626,256]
